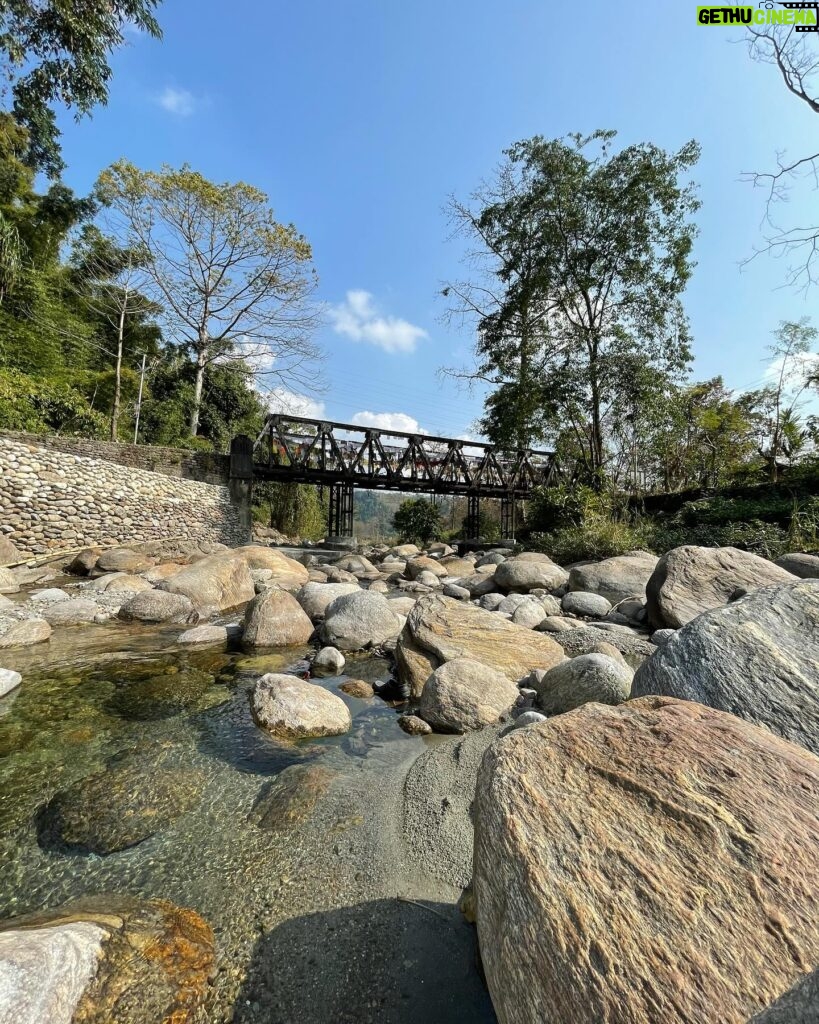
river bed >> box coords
[0,618,496,1023]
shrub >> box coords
[529,519,655,564]
[393,498,443,545]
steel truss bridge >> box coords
[250,414,560,540]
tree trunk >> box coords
[110,305,125,441]
[190,337,208,437]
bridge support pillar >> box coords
[501,495,516,541]
[465,493,480,540]
[328,483,354,539]
[229,435,254,544]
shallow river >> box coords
[0,616,497,1023]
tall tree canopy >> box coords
[96,161,321,437]
[445,130,700,484]
[0,0,163,175]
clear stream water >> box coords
[0,612,497,1023]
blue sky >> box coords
[56,0,818,439]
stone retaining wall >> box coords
[0,437,246,555]
[0,431,230,486]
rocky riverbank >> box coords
[0,535,817,1021]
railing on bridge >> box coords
[252,414,559,539]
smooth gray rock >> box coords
[512,710,548,729]
[177,624,228,645]
[510,601,547,629]
[646,545,796,629]
[568,552,658,604]
[443,583,471,600]
[251,673,351,739]
[419,658,520,733]
[651,628,676,647]
[312,646,346,673]
[243,589,314,647]
[633,580,819,755]
[118,589,197,624]
[774,552,819,580]
[561,591,612,618]
[0,568,19,594]
[296,582,361,621]
[0,668,22,698]
[43,599,100,626]
[29,588,70,603]
[321,591,402,651]
[532,653,633,715]
[494,557,569,594]
[0,619,51,648]
[478,593,505,611]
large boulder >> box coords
[95,547,151,573]
[232,545,309,587]
[118,589,197,624]
[0,536,21,565]
[158,552,255,616]
[0,619,51,648]
[296,582,360,621]
[243,589,314,647]
[331,554,379,578]
[775,552,819,579]
[494,556,568,593]
[396,595,565,699]
[568,551,658,604]
[321,590,402,651]
[531,652,633,715]
[472,696,819,1024]
[633,579,819,755]
[250,673,351,739]
[418,658,519,733]
[38,751,204,854]
[439,556,477,578]
[65,547,102,576]
[646,545,797,629]
[43,598,100,626]
[0,896,214,1024]
[561,591,612,618]
[0,568,19,594]
[406,555,449,580]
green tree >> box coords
[0,0,163,176]
[445,131,700,483]
[96,161,320,438]
[393,498,442,545]
[745,319,818,481]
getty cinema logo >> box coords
[697,2,819,29]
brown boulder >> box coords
[158,552,255,615]
[473,696,819,1024]
[396,594,565,699]
[243,589,314,647]
[0,896,214,1024]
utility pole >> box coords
[133,352,147,445]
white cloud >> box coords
[329,290,427,354]
[763,351,819,385]
[267,388,326,419]
[351,411,428,434]
[157,87,198,117]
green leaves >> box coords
[1,0,163,175]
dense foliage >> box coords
[393,498,443,545]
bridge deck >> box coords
[252,414,558,497]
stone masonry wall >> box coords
[0,431,231,485]
[0,437,246,555]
